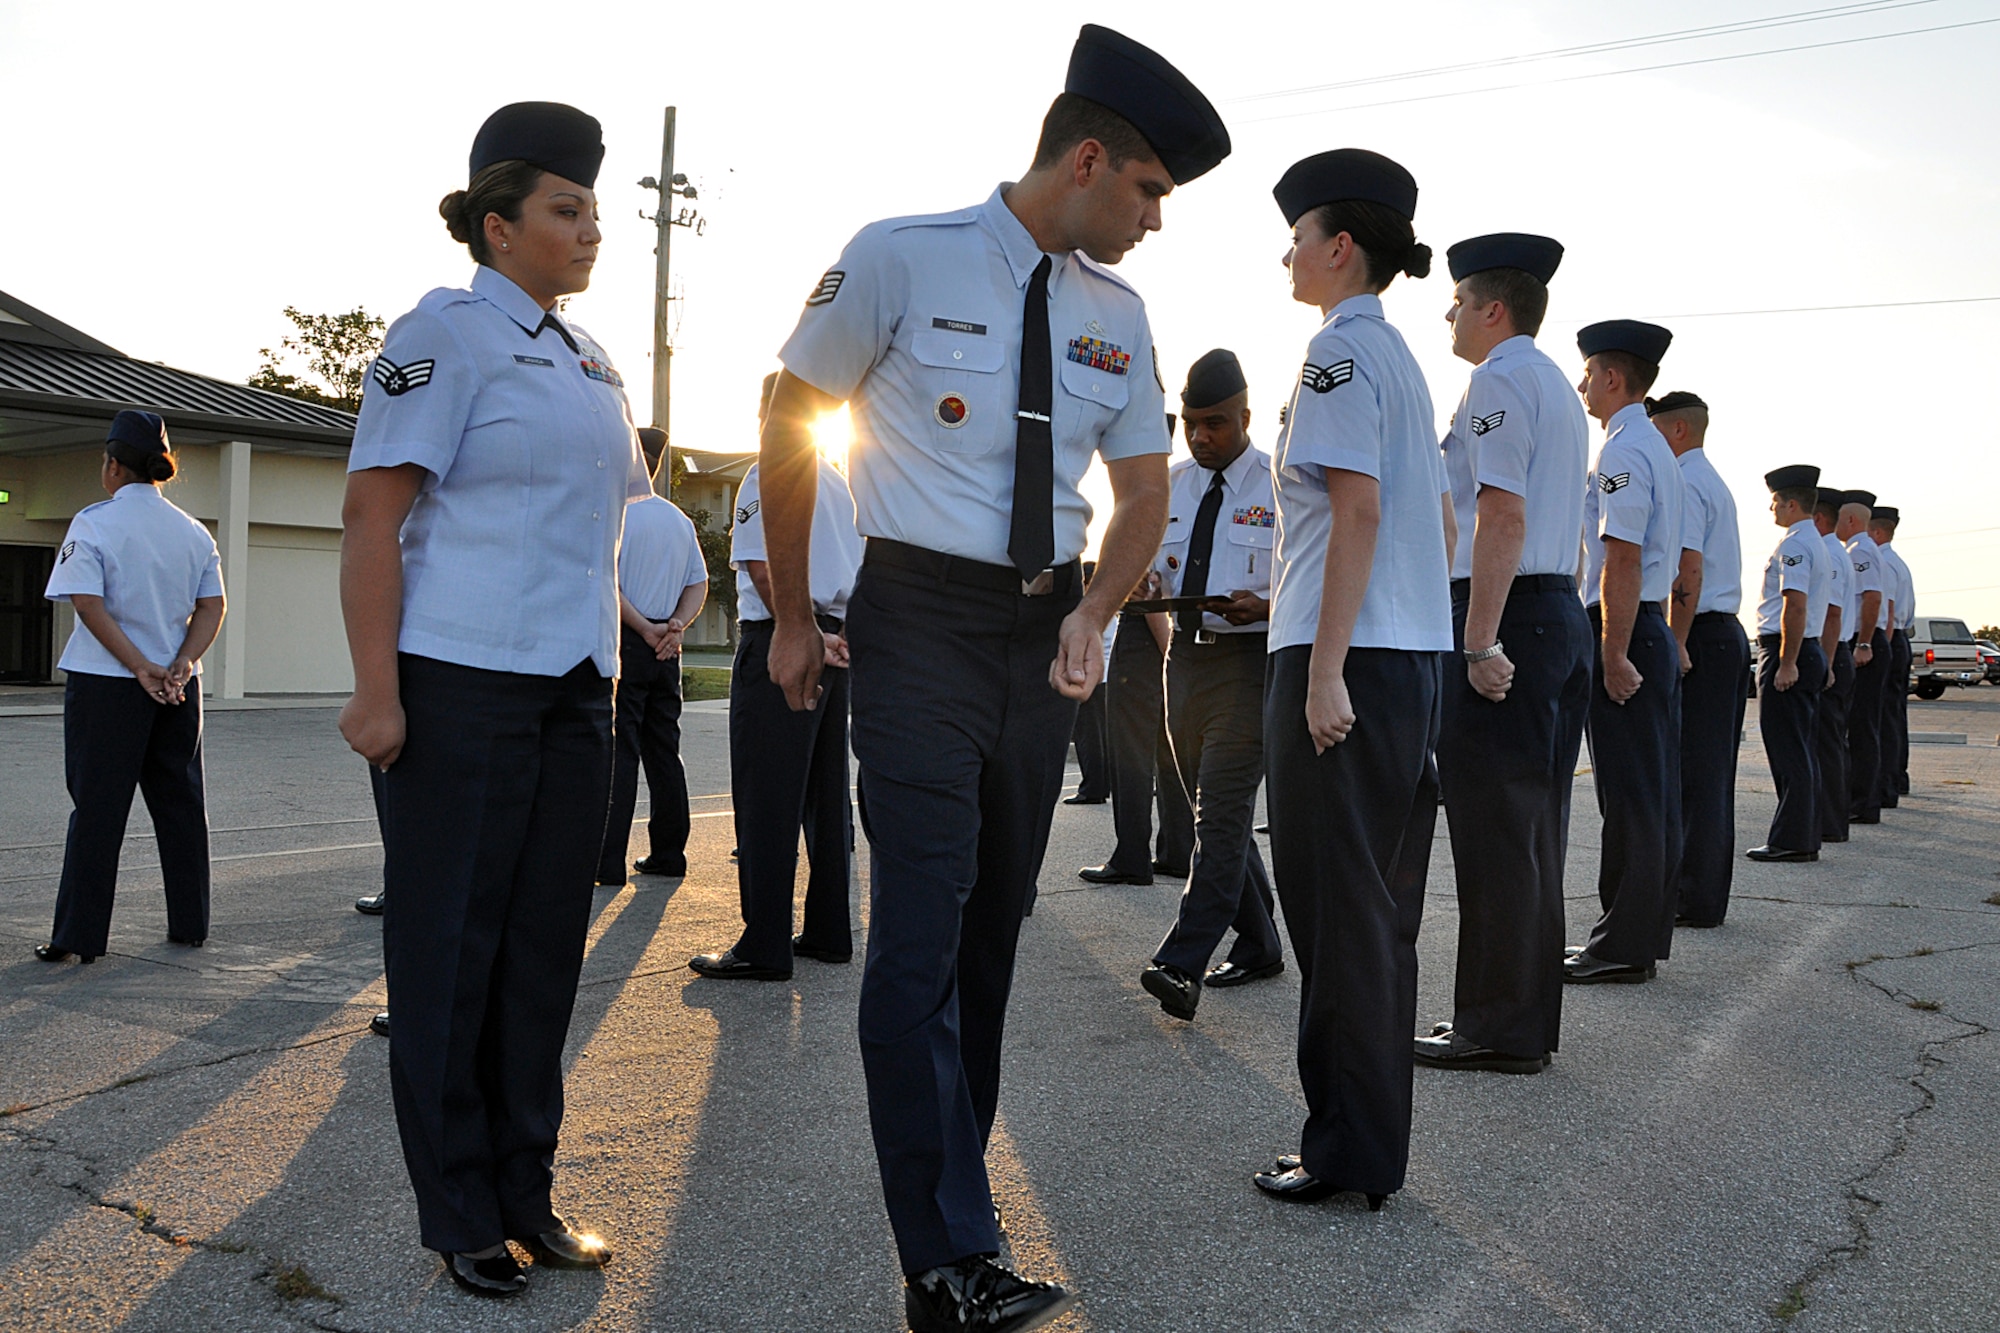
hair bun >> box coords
[146,453,177,483]
[1403,241,1433,280]
[439,189,475,246]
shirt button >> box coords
[952,349,963,361]
[592,511,601,520]
[588,568,596,577]
[1091,384,1100,395]
[596,459,605,469]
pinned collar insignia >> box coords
[1600,471,1631,493]
[1233,505,1275,528]
[579,356,624,388]
[806,270,845,307]
[935,393,970,428]
[1470,410,1506,436]
[59,541,74,564]
[1302,359,1354,394]
[735,499,759,524]
[1067,336,1131,375]
[371,357,435,396]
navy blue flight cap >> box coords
[1846,489,1877,509]
[1577,319,1672,364]
[470,102,604,189]
[1645,390,1707,417]
[1764,464,1820,493]
[1873,505,1899,522]
[1065,25,1230,185]
[1182,349,1247,410]
[106,410,168,454]
[1817,487,1849,509]
[1447,233,1563,284]
[1274,149,1418,226]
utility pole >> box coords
[638,106,701,496]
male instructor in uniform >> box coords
[756,26,1228,1332]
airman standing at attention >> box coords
[1747,465,1833,862]
[1812,487,1856,846]
[1841,490,1889,826]
[1870,507,1914,804]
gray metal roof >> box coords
[0,289,357,458]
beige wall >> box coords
[674,474,741,647]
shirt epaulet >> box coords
[1167,456,1198,478]
[880,206,983,235]
[1073,251,1142,301]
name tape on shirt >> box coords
[1232,506,1275,528]
[1302,359,1354,394]
[735,499,759,525]
[932,317,987,335]
[1599,471,1631,494]
[579,356,625,388]
[514,354,556,367]
[806,270,845,306]
[1067,336,1130,375]
[1470,410,1506,436]
[371,357,435,396]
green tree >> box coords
[248,306,384,412]
[675,497,738,624]
[1977,625,2000,643]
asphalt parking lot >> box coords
[2,686,1996,1332]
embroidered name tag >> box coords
[579,356,624,387]
[514,354,556,367]
[1233,506,1275,528]
[1067,336,1130,375]
[933,317,987,335]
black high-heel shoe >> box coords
[1255,1159,1391,1212]
[34,945,95,964]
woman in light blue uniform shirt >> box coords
[338,102,646,1299]
[38,410,224,964]
[1254,150,1452,1212]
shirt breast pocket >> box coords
[909,328,1007,454]
[1056,358,1130,454]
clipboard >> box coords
[1121,595,1228,614]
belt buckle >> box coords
[1021,569,1055,596]
[1195,630,1218,645]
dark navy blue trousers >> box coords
[1437,576,1592,1060]
[1265,645,1440,1199]
[1759,634,1825,853]
[597,625,687,881]
[1584,603,1683,967]
[50,671,210,956]
[1817,639,1855,842]
[729,616,851,970]
[380,654,611,1254]
[1104,616,1193,877]
[1848,629,1889,822]
[846,544,1079,1277]
[1677,613,1751,925]
[1883,629,1912,802]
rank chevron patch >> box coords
[1471,410,1506,436]
[1600,472,1631,493]
[370,357,435,397]
[1302,359,1354,394]
[806,270,845,306]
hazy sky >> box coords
[4,0,1996,626]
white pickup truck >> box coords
[1907,616,1983,700]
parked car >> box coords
[1906,616,1984,699]
[1977,639,2000,685]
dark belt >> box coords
[1449,573,1576,599]
[1587,601,1666,621]
[1693,610,1738,626]
[1174,628,1268,649]
[864,538,1079,597]
[739,614,845,632]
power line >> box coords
[1631,295,2000,320]
[1241,15,2000,123]
[1231,0,1942,103]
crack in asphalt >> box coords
[1769,940,1998,1325]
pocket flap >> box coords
[911,328,1006,373]
[1059,357,1131,411]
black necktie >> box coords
[534,311,579,354]
[1008,255,1055,581]
[1178,469,1227,635]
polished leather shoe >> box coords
[1563,951,1653,984]
[633,855,686,877]
[1851,812,1881,824]
[1205,958,1284,987]
[1822,833,1849,843]
[1745,845,1817,862]
[1675,915,1722,929]
[1151,859,1190,879]
[1140,962,1200,1021]
[354,893,386,916]
[167,936,203,948]
[369,1012,390,1038]
[792,934,852,964]
[1413,1025,1543,1074]
[905,1254,1074,1333]
[516,1225,612,1269]
[688,950,791,981]
[34,944,94,964]
[1061,792,1107,806]
[1078,864,1151,885]
[1252,1164,1387,1211]
[446,1249,527,1297]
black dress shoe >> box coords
[792,934,852,964]
[594,877,627,889]
[1061,792,1107,806]
[1151,859,1190,879]
[1563,951,1653,984]
[34,944,95,964]
[905,1255,1074,1333]
[1205,958,1284,988]
[1140,962,1200,1021]
[1745,845,1818,862]
[1850,813,1881,825]
[1821,832,1849,843]
[688,950,791,981]
[1252,1164,1387,1211]
[1675,915,1722,928]
[633,855,686,877]
[370,1012,390,1038]
[515,1225,612,1268]
[354,893,386,916]
[167,936,204,948]
[445,1249,527,1298]
[1412,1026,1543,1074]
[1078,864,1151,885]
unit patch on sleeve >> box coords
[1067,336,1131,375]
[370,357,436,397]
[1600,472,1631,494]
[1470,411,1506,435]
[1232,506,1275,528]
[579,356,625,388]
[1302,359,1354,394]
[806,270,846,307]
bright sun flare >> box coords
[810,407,853,471]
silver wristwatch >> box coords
[1463,641,1506,663]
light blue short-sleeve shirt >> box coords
[731,459,864,621]
[1268,294,1452,653]
[1676,448,1742,614]
[1822,529,1854,635]
[1879,542,1914,628]
[1758,518,1832,636]
[347,266,652,677]
[618,495,708,622]
[1155,444,1275,635]
[777,185,1169,568]
[45,484,223,677]
[1441,335,1589,581]
[1581,403,1685,608]
[1844,531,1886,638]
